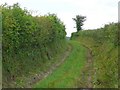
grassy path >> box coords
[33,41,87,88]
[25,44,72,88]
[76,45,94,88]
[86,48,93,88]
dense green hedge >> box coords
[71,23,119,88]
[2,3,66,54]
[71,23,119,46]
[1,3,67,87]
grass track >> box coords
[34,41,87,88]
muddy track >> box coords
[77,44,94,88]
[24,45,72,88]
[86,48,93,88]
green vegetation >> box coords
[2,3,67,87]
[72,15,86,32]
[1,3,119,88]
[34,41,87,88]
[0,36,1,89]
[71,23,119,88]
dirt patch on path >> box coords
[77,45,94,88]
[24,45,72,88]
[86,48,93,88]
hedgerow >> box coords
[71,23,119,88]
[2,3,67,87]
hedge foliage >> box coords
[2,3,66,54]
[1,3,66,87]
[71,23,119,46]
[71,23,119,88]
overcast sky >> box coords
[1,0,119,36]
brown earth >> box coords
[77,44,94,88]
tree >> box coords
[73,15,86,32]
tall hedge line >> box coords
[1,3,66,87]
[71,23,119,46]
[2,3,66,54]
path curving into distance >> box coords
[33,41,94,88]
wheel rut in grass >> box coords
[86,48,93,88]
[25,45,72,88]
[77,44,94,88]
